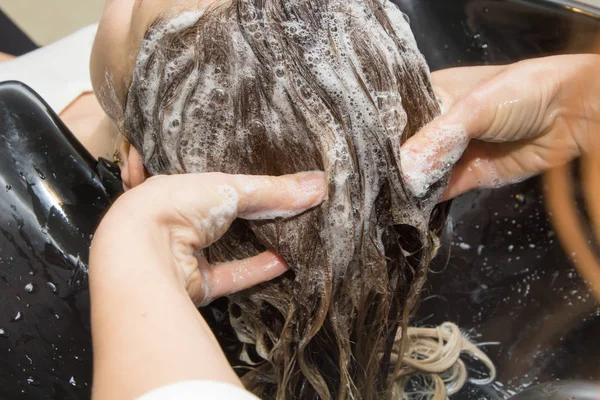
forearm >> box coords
[87,171,326,398]
[89,218,241,399]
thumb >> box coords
[400,57,559,199]
[431,65,506,111]
[400,119,469,198]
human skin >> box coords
[90,0,229,188]
[401,54,600,200]
[90,171,327,399]
[87,2,599,398]
[90,4,599,199]
[90,0,224,122]
[0,52,13,62]
[90,7,329,399]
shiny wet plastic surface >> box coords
[421,180,600,398]
[508,381,600,400]
[398,0,600,71]
[0,82,119,399]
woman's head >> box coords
[93,0,450,398]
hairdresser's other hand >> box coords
[400,54,600,201]
[92,171,326,306]
[89,172,325,400]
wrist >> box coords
[90,196,185,293]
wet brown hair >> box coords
[123,0,451,398]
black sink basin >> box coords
[395,0,600,398]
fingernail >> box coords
[298,171,327,205]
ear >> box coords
[118,139,148,190]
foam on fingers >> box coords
[197,251,287,306]
[400,124,469,198]
[236,171,327,220]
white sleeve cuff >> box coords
[136,381,260,400]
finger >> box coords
[456,57,569,143]
[134,171,326,248]
[434,57,564,142]
[399,90,534,199]
[439,142,501,201]
[195,251,288,306]
[439,140,547,202]
[400,119,469,198]
[227,171,327,220]
[431,65,506,111]
[401,58,560,198]
[400,74,510,198]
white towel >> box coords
[0,24,98,114]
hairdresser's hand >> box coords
[92,171,326,306]
[400,54,600,200]
[89,172,325,400]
